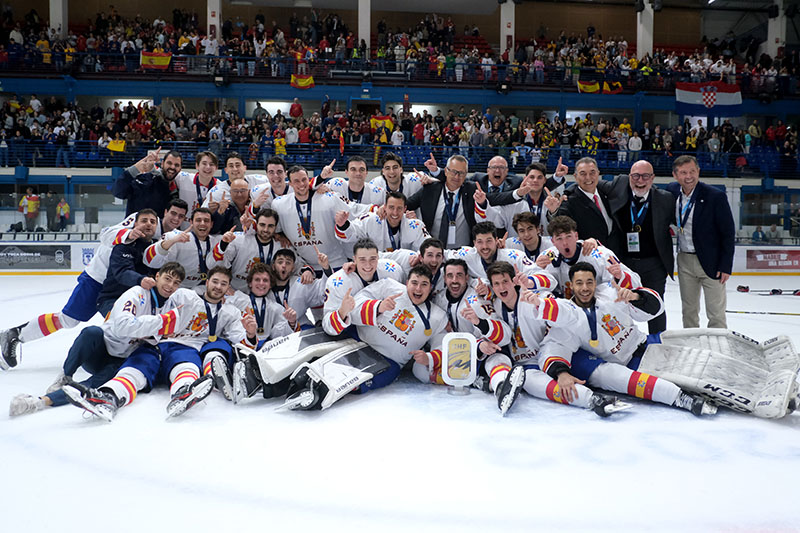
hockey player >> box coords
[538,215,640,298]
[367,151,429,197]
[9,263,188,416]
[530,262,716,416]
[323,238,404,336]
[144,207,222,288]
[225,263,293,343]
[503,212,552,261]
[207,207,292,291]
[64,266,256,420]
[285,265,449,410]
[335,191,430,252]
[96,209,159,316]
[173,150,219,217]
[202,152,267,205]
[325,156,385,210]
[0,205,184,370]
[271,248,330,330]
[249,156,291,209]
[272,165,363,273]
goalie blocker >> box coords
[639,329,800,419]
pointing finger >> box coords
[475,181,483,192]
[545,187,551,196]
[557,156,562,166]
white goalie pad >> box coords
[287,343,390,410]
[237,328,360,385]
[639,329,800,419]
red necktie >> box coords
[593,194,601,210]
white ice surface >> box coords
[1,274,800,533]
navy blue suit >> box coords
[666,181,735,279]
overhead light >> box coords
[707,0,716,5]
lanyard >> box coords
[295,195,313,238]
[431,267,441,291]
[149,288,161,315]
[387,223,400,251]
[256,238,274,265]
[194,174,215,207]
[581,305,600,347]
[412,300,433,336]
[193,233,210,277]
[204,299,222,341]
[527,191,542,219]
[677,192,697,234]
[348,187,363,203]
[524,241,541,260]
[443,188,461,224]
[446,293,464,330]
[249,294,266,333]
[501,296,520,348]
[272,283,290,306]
[630,198,650,231]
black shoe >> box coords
[674,391,718,416]
[0,325,23,370]
[589,394,633,417]
[496,366,525,417]
[63,382,120,422]
[166,375,214,418]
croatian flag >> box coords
[675,81,742,116]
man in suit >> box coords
[666,155,735,329]
[551,157,624,256]
[407,154,481,248]
[597,160,675,334]
[471,155,523,206]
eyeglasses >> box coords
[629,173,654,181]
[487,165,508,171]
[446,167,467,178]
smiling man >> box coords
[335,191,430,252]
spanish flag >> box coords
[107,140,126,152]
[140,51,172,70]
[577,80,600,93]
[369,114,394,133]
[290,74,315,89]
[602,81,623,94]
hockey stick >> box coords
[736,285,800,295]
[726,309,800,316]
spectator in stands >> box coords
[56,196,70,231]
[43,190,59,231]
[18,186,40,231]
[751,225,767,243]
[767,223,781,244]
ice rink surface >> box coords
[1,274,799,533]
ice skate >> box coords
[279,367,321,411]
[496,365,525,417]
[0,325,23,370]
[210,355,233,401]
[9,394,46,417]
[166,375,214,418]
[674,391,718,416]
[231,355,263,404]
[63,383,120,422]
[45,371,69,394]
[589,394,633,417]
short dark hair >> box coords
[672,154,699,172]
[353,238,378,256]
[381,152,403,168]
[196,150,219,167]
[346,155,367,170]
[207,265,232,281]
[225,152,245,166]
[443,258,468,276]
[287,165,307,179]
[419,238,444,256]
[547,215,578,237]
[192,207,213,220]
[385,191,407,204]
[568,261,596,280]
[512,211,539,231]
[247,262,275,286]
[168,198,189,212]
[524,162,547,177]
[164,150,182,162]
[135,208,158,222]
[485,261,515,284]
[255,207,278,225]
[472,221,497,239]
[274,248,296,262]
[408,264,433,282]
[266,156,287,170]
[158,261,186,281]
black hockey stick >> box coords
[736,285,800,295]
[726,309,800,316]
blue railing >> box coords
[1,140,797,179]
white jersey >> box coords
[174,171,218,217]
[101,286,195,358]
[84,213,137,283]
[504,236,552,262]
[541,242,640,298]
[480,190,563,238]
[207,232,292,292]
[322,261,405,336]
[326,177,385,213]
[225,290,292,341]
[368,172,424,198]
[248,180,291,209]
[272,191,360,270]
[487,291,545,365]
[270,274,327,329]
[347,278,448,367]
[144,230,223,288]
[536,284,663,371]
[433,286,490,339]
[167,291,252,350]
[336,212,429,252]
[201,173,270,209]
[446,246,556,291]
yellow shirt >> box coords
[37,39,51,64]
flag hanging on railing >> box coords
[107,140,126,152]
[602,81,623,94]
[675,81,742,115]
[577,80,600,93]
[140,51,172,70]
[290,74,315,89]
[369,114,394,132]
[339,132,345,155]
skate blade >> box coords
[231,361,246,405]
[604,400,634,415]
[166,379,214,419]
[275,391,315,412]
[211,358,233,401]
[63,386,114,422]
[499,367,526,417]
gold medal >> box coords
[424,328,432,336]
[633,225,642,233]
[590,339,599,348]
[257,327,264,334]
[208,335,217,342]
[200,272,208,281]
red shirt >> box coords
[413,123,425,140]
[290,103,303,118]
[298,127,311,143]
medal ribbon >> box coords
[249,294,267,332]
[203,300,222,338]
[295,195,313,238]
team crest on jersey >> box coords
[466,294,478,305]
[591,249,603,260]
[481,303,495,315]
[332,277,343,287]
[297,221,316,238]
[189,312,208,332]
[506,250,519,260]
[563,281,573,299]
[408,220,420,230]
[601,314,621,336]
[383,263,396,273]
[138,293,146,307]
[391,309,416,334]
[513,327,527,348]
